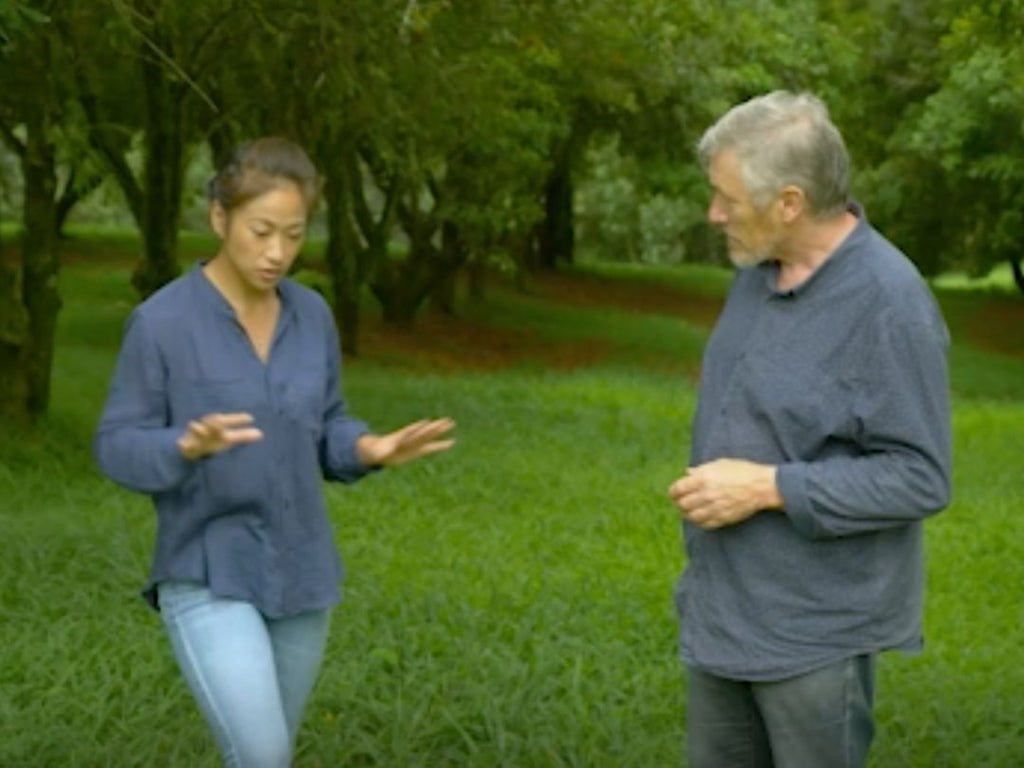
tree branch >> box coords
[0,118,25,156]
[105,0,218,113]
[73,74,144,227]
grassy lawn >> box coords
[1,234,1023,766]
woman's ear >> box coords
[209,202,227,239]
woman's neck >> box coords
[203,254,278,317]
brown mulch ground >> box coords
[530,270,724,327]
[357,310,612,372]
[959,300,1024,359]
[354,270,724,373]
[4,243,1021,367]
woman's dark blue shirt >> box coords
[95,263,372,617]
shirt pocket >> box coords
[278,365,326,440]
[184,376,269,510]
[721,351,857,462]
[171,375,263,423]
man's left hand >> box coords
[668,458,782,529]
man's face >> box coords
[706,150,782,268]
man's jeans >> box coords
[158,581,330,768]
[686,655,875,768]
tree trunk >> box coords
[21,92,61,418]
[132,39,184,297]
[378,221,468,328]
[54,168,104,237]
[429,220,467,316]
[0,31,61,423]
[1010,256,1024,295]
[431,271,457,316]
[0,262,30,424]
[206,92,243,167]
[467,259,487,301]
[537,138,575,270]
[320,150,361,355]
[0,123,29,422]
[374,251,428,329]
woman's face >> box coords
[211,180,308,295]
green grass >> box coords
[1,241,1023,766]
[932,261,1018,294]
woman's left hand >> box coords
[356,418,456,467]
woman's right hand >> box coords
[177,412,264,461]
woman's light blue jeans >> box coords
[158,581,330,768]
[686,655,876,768]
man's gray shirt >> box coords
[676,208,952,681]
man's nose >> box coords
[707,197,727,226]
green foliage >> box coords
[3,0,1024,314]
[903,1,1024,275]
[577,137,707,264]
[0,0,49,49]
[827,0,1023,280]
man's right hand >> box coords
[177,412,264,461]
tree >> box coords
[574,0,863,265]
[901,0,1024,290]
[65,0,242,296]
[247,0,562,339]
[0,1,63,421]
[237,0,410,351]
[367,0,562,322]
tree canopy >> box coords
[1,0,1021,420]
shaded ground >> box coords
[361,269,1024,372]
[530,269,724,327]
[358,310,612,372]
[959,300,1024,359]
[4,241,1021,367]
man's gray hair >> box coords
[697,91,849,217]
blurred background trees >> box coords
[2,0,1021,420]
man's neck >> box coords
[775,210,857,292]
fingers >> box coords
[202,413,264,446]
[208,412,259,429]
[668,470,701,505]
[222,426,264,445]
[414,438,457,457]
[371,417,457,466]
[396,418,456,443]
[668,470,717,528]
[391,418,456,451]
[179,412,263,460]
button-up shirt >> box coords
[95,263,372,618]
[677,207,952,680]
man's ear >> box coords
[209,202,227,239]
[778,185,805,224]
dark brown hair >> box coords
[207,137,320,214]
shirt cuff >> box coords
[776,462,823,539]
[160,429,196,486]
[324,421,380,483]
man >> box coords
[668,91,951,767]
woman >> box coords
[94,137,455,768]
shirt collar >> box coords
[761,201,868,298]
[188,260,297,326]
